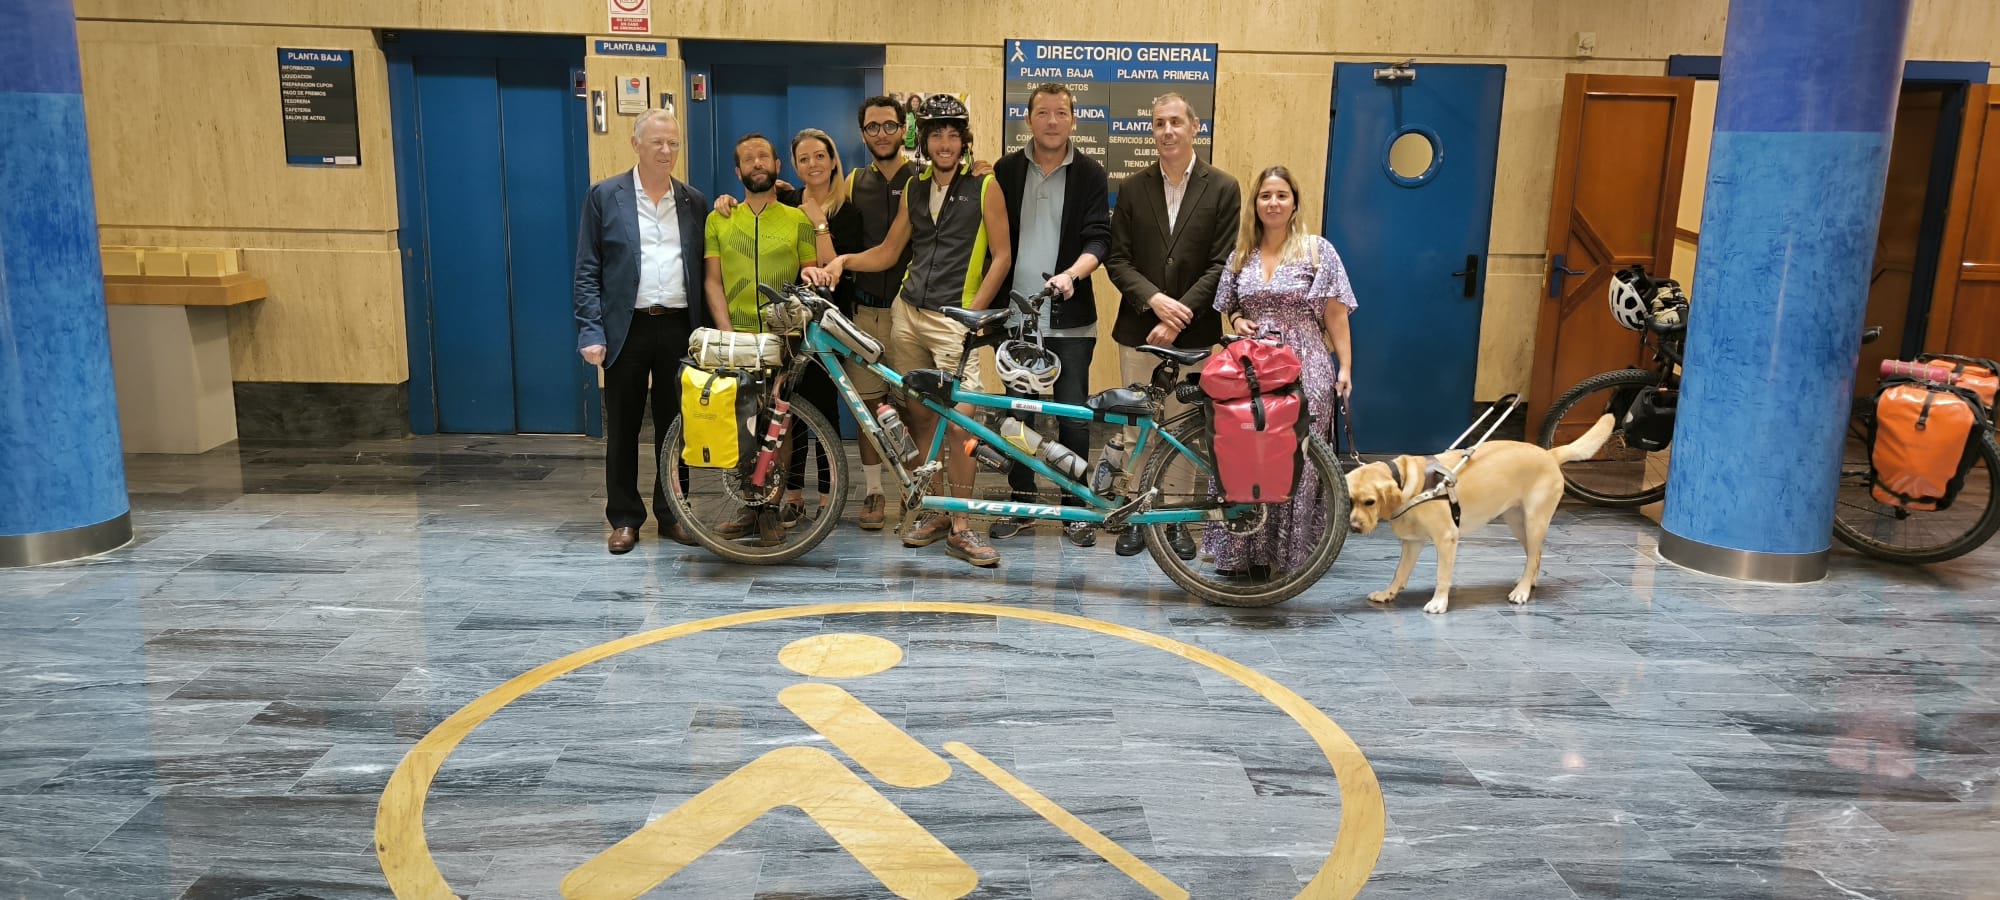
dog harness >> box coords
[1385,456,1464,527]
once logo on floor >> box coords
[374,602,1384,899]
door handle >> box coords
[1451,254,1480,299]
[1548,253,1586,298]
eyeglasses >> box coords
[861,123,901,137]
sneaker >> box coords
[859,493,887,531]
[902,512,951,548]
[780,501,806,528]
[1114,528,1146,557]
[715,508,758,539]
[1063,521,1098,548]
[947,529,1001,567]
[1164,524,1198,561]
[988,516,1036,540]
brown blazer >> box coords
[1106,157,1241,349]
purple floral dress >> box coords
[1203,236,1357,573]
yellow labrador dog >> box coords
[1345,415,1614,614]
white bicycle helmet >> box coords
[995,339,1060,394]
[1608,267,1652,332]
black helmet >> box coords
[917,93,969,125]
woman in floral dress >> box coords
[1203,165,1357,577]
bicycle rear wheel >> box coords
[1137,416,1349,607]
[1832,406,2000,564]
[1537,369,1669,508]
[662,398,849,565]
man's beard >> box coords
[869,143,902,162]
[739,170,777,192]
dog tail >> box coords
[1551,414,1616,464]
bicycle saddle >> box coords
[1139,344,1211,366]
[940,306,1012,333]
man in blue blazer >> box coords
[574,108,710,554]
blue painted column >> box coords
[1660,0,1912,582]
[0,0,132,566]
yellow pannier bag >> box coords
[680,365,755,469]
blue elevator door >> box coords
[1324,63,1505,454]
[405,48,588,434]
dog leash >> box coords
[1336,394,1364,470]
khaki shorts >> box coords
[842,305,893,401]
[888,303,983,387]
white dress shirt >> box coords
[634,168,687,309]
[1163,155,1197,234]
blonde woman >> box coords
[1206,165,1357,577]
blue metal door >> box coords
[1324,63,1505,454]
[388,35,591,435]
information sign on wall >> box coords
[1003,40,1217,198]
[278,48,361,167]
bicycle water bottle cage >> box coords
[902,369,957,406]
[1084,387,1154,420]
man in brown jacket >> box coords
[1105,92,1241,557]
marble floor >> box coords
[2,434,1997,899]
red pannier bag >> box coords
[1869,364,1991,512]
[1200,336,1312,503]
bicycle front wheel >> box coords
[1832,407,2000,565]
[1537,369,1669,508]
[1136,416,1349,608]
[662,398,850,565]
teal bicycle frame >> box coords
[761,305,1242,529]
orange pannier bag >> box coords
[1917,354,1999,411]
[1869,362,1992,511]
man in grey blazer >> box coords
[574,108,710,554]
[1105,92,1241,557]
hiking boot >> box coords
[988,516,1035,539]
[715,508,758,539]
[947,529,1001,567]
[1063,521,1098,548]
[859,493,887,531]
[902,511,951,547]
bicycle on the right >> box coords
[1536,263,2000,564]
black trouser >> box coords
[1006,335,1097,506]
[604,310,692,528]
[785,357,839,493]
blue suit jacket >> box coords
[573,171,710,368]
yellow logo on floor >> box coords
[374,602,1383,899]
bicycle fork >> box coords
[746,394,793,494]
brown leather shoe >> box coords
[661,521,698,546]
[608,527,639,555]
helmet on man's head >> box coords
[917,93,970,125]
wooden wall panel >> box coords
[585,41,686,185]
[77,22,397,232]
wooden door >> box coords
[1927,85,2000,358]
[1861,87,1948,386]
[1529,74,1695,430]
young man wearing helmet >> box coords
[987,83,1112,544]
[811,94,1015,568]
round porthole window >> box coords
[1383,127,1441,186]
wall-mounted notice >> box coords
[1003,39,1216,199]
[278,48,360,167]
[608,0,651,35]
